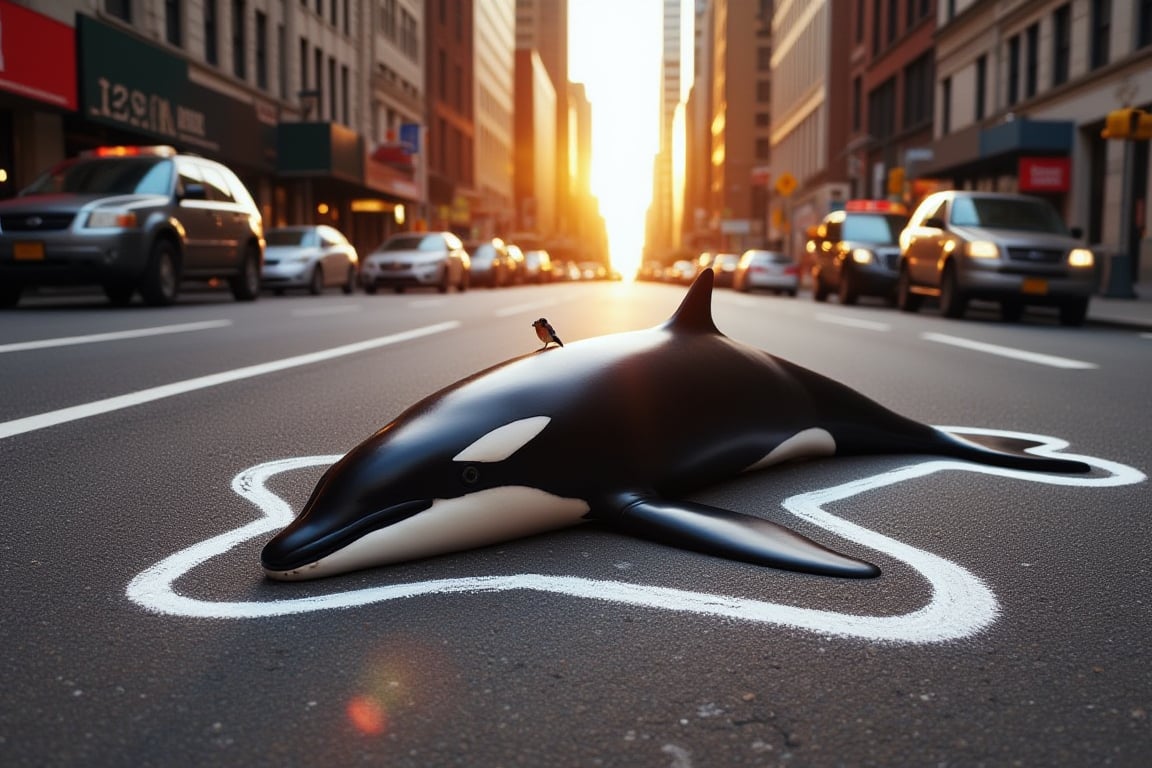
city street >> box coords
[2,280,1150,767]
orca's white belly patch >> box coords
[743,428,836,472]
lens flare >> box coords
[346,695,388,736]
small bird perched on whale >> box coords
[532,318,564,349]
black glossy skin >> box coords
[262,270,1089,579]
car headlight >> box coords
[966,240,1000,259]
[1068,248,1094,268]
[86,210,138,228]
[851,248,874,264]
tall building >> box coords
[473,0,517,237]
[425,0,475,234]
[513,48,557,238]
[514,0,570,239]
[649,0,695,260]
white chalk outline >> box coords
[126,427,1144,644]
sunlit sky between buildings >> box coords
[568,1,662,275]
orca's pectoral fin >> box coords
[604,494,880,579]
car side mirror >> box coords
[181,183,208,201]
[924,216,946,230]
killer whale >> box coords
[261,269,1090,581]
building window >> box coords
[755,138,770,160]
[106,0,132,22]
[872,0,882,54]
[1006,34,1020,106]
[1024,23,1038,98]
[941,76,952,134]
[903,52,933,130]
[757,46,771,71]
[205,0,218,64]
[232,0,247,79]
[855,0,864,43]
[300,37,309,94]
[166,0,182,46]
[975,54,987,121]
[1090,0,1111,70]
[1139,0,1152,48]
[328,56,336,121]
[382,0,397,38]
[1053,4,1070,85]
[757,80,771,103]
[852,76,862,131]
[255,11,268,90]
[315,48,324,115]
[341,64,349,124]
[867,77,897,143]
[887,0,898,43]
[344,0,350,36]
[278,21,287,99]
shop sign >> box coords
[76,15,272,169]
[1018,156,1070,192]
[0,1,77,109]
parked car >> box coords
[0,145,263,307]
[711,252,741,288]
[261,225,358,295]
[897,191,1096,324]
[810,200,908,305]
[361,231,470,294]
[522,249,554,283]
[504,243,527,284]
[732,249,799,296]
[467,238,513,287]
[664,259,696,284]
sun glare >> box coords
[569,1,662,279]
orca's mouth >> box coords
[261,499,433,572]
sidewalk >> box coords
[1088,282,1152,330]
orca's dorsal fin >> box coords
[663,268,720,334]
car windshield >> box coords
[950,197,1068,234]
[266,229,313,247]
[842,213,906,243]
[381,234,441,251]
[23,158,174,196]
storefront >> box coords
[0,1,77,196]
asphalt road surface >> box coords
[2,279,1149,767]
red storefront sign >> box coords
[0,1,77,109]
[1018,156,1070,192]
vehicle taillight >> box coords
[783,265,800,275]
[84,145,177,158]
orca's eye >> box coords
[461,466,480,484]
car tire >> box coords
[308,265,324,295]
[140,238,181,307]
[939,263,967,319]
[0,283,23,308]
[787,289,797,298]
[230,243,261,302]
[342,267,356,294]
[813,273,829,302]
[103,282,135,306]
[459,271,470,292]
[437,265,450,293]
[837,271,858,305]
[1058,297,1089,327]
[365,283,378,295]
[897,266,922,313]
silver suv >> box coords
[897,190,1096,325]
[0,145,264,307]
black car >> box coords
[810,201,908,305]
[0,145,264,307]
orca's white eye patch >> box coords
[452,416,552,463]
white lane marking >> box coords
[0,320,232,354]
[921,332,1098,369]
[494,299,565,318]
[291,304,362,318]
[815,313,891,332]
[1141,333,1152,340]
[126,428,1144,644]
[0,322,459,441]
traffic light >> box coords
[886,166,905,195]
[1101,108,1152,140]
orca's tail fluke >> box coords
[928,428,1092,474]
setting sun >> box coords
[569,1,663,278]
